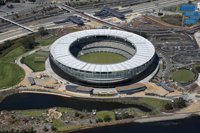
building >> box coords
[65,85,93,94]
[197,2,200,10]
[54,16,84,25]
[180,4,196,12]
[116,83,146,94]
[95,7,125,19]
[180,3,200,26]
[50,29,158,87]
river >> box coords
[1,93,200,133]
[0,93,151,112]
[72,115,200,133]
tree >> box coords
[96,118,103,123]
[173,98,186,109]
[165,103,173,110]
[0,0,6,5]
[43,126,49,132]
[51,125,57,132]
[21,36,36,50]
[38,27,49,36]
[103,115,112,122]
[3,40,14,49]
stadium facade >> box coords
[50,29,158,86]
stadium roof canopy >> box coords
[50,29,155,72]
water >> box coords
[0,93,151,112]
[73,116,200,133]
[2,93,200,133]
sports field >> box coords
[79,52,127,64]
[171,69,195,83]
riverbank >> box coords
[67,113,196,133]
[71,115,200,133]
[0,92,191,133]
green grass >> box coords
[136,97,170,112]
[36,35,58,46]
[0,29,71,90]
[56,107,76,113]
[109,97,170,114]
[21,51,49,72]
[96,111,115,121]
[20,109,46,117]
[0,63,25,89]
[171,69,195,83]
[0,46,25,63]
[0,47,26,89]
[79,52,127,64]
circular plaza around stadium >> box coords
[49,29,159,87]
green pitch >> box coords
[79,52,127,64]
[171,69,195,83]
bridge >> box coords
[0,16,35,33]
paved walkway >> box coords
[16,46,49,86]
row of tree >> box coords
[0,27,49,55]
[165,98,187,111]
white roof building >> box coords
[50,29,155,73]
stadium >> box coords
[49,29,159,87]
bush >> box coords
[51,125,57,132]
[96,118,103,123]
[173,98,186,109]
[21,36,36,50]
[38,27,49,36]
[165,103,173,110]
[103,115,112,122]
[43,126,49,132]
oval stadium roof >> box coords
[50,29,155,72]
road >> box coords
[0,0,189,43]
[0,16,35,32]
[60,0,188,31]
[0,22,71,44]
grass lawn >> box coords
[20,109,46,117]
[171,69,195,83]
[0,46,26,63]
[0,29,74,90]
[0,47,26,89]
[0,63,25,89]
[79,52,127,64]
[136,97,170,113]
[56,107,76,113]
[96,111,115,121]
[36,35,59,46]
[21,51,49,72]
[111,97,170,114]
